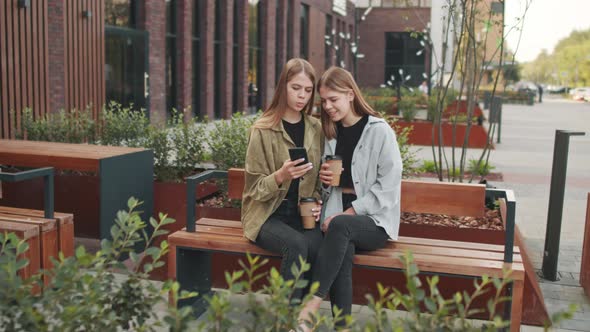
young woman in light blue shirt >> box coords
[298,67,403,330]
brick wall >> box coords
[142,0,166,122]
[47,0,65,113]
[176,0,193,117]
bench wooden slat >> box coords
[0,207,74,257]
[178,224,523,263]
[0,220,41,281]
[0,215,58,285]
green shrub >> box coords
[468,158,496,176]
[16,107,96,143]
[361,87,397,97]
[366,97,395,114]
[1,198,575,331]
[208,112,259,170]
[421,160,438,173]
[99,102,150,147]
[166,110,208,181]
[397,96,419,122]
[0,198,196,332]
[389,118,419,178]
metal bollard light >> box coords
[541,130,585,281]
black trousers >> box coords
[312,193,389,322]
[255,200,323,302]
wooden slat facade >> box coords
[0,0,48,138]
[0,0,105,139]
[64,0,104,119]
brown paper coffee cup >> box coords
[299,197,318,229]
[326,155,343,187]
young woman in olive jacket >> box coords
[241,58,324,302]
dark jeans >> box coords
[313,193,389,321]
[255,200,323,302]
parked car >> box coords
[571,87,590,101]
[547,85,568,94]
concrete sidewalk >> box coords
[409,97,590,331]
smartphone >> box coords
[288,147,308,166]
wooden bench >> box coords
[0,139,153,240]
[0,167,74,285]
[168,168,525,331]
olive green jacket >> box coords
[241,114,323,241]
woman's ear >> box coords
[347,90,355,102]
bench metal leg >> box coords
[176,247,213,317]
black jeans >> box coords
[312,194,389,321]
[255,200,323,302]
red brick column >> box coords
[260,1,276,108]
[176,0,193,117]
[199,0,215,119]
[236,0,248,114]
[220,0,233,119]
[142,0,166,123]
[47,0,65,113]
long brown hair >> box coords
[254,58,317,129]
[317,66,380,139]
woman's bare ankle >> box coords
[297,296,323,330]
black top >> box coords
[335,115,368,189]
[282,118,305,202]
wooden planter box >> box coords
[395,120,492,149]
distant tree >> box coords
[521,28,590,87]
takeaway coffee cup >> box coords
[325,155,343,186]
[299,197,318,229]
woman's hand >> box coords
[275,158,313,185]
[321,213,339,232]
[312,200,323,221]
[319,162,336,186]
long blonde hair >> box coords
[317,66,380,139]
[254,58,317,129]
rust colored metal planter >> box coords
[1,173,100,238]
[395,120,492,149]
[147,180,220,280]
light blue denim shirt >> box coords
[321,116,403,240]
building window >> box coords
[325,14,333,69]
[192,0,200,117]
[248,0,262,113]
[105,0,138,28]
[165,0,177,116]
[232,1,239,113]
[214,0,223,118]
[384,32,425,87]
[300,4,309,60]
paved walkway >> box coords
[410,96,590,331]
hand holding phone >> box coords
[288,147,308,166]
